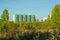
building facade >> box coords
[13,14,36,22]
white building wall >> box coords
[13,15,15,22]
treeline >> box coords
[0,4,60,40]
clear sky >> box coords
[0,0,60,20]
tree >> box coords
[51,4,60,21]
[1,9,9,21]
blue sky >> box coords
[0,0,60,20]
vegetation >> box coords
[0,4,60,40]
[1,9,9,21]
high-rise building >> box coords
[13,14,36,22]
[19,15,23,21]
[23,15,27,22]
[13,14,19,22]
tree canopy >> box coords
[1,9,9,21]
[51,4,60,21]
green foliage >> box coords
[1,9,9,21]
[51,4,60,21]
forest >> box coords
[0,4,60,40]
